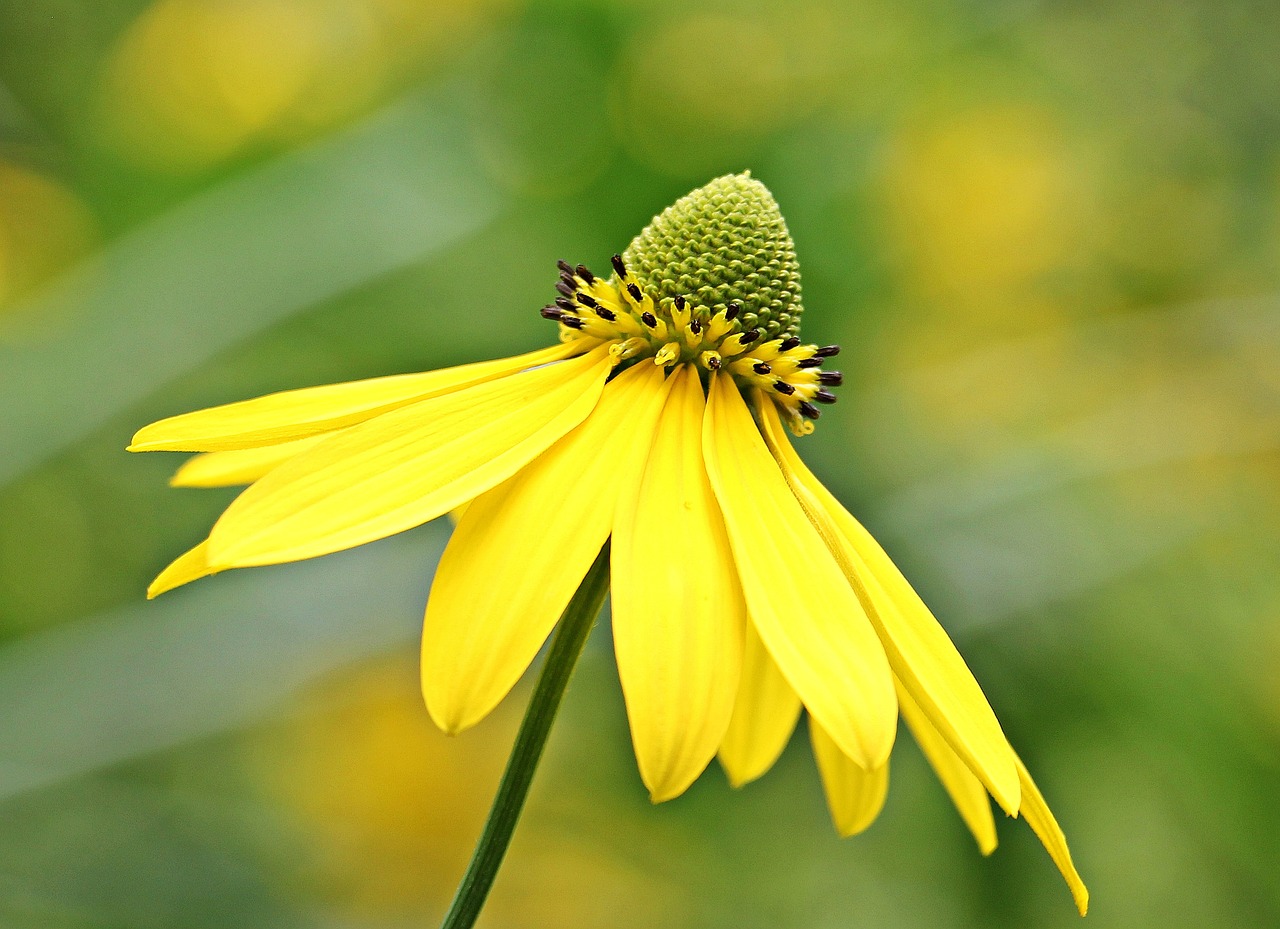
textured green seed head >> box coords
[623,173,804,340]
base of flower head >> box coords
[541,258,842,436]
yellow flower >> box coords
[131,173,1087,915]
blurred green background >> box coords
[2,0,1278,926]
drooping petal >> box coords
[206,348,614,568]
[757,397,1020,815]
[702,374,897,770]
[718,621,802,787]
[612,365,746,803]
[898,681,997,855]
[422,362,672,734]
[809,715,890,837]
[1015,754,1089,916]
[147,540,217,597]
[171,435,326,487]
[130,343,578,452]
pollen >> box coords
[542,173,840,437]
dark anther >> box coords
[540,305,564,320]
[595,307,617,321]
[815,390,838,404]
[611,254,627,278]
[689,319,702,334]
[725,303,740,321]
[796,357,822,369]
[576,264,594,283]
[560,272,577,288]
[674,295,686,310]
[818,371,844,386]
[740,329,760,344]
[774,380,796,396]
[799,401,821,420]
[707,356,722,369]
[560,316,586,330]
[555,296,577,312]
[577,293,599,308]
[815,345,841,358]
[753,362,772,375]
[641,311,658,328]
[780,336,801,352]
[626,283,643,302]
[557,259,574,275]
[555,281,575,297]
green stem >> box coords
[437,542,611,929]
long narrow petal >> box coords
[702,375,897,770]
[1015,754,1090,916]
[130,343,578,452]
[809,716,890,837]
[171,435,327,487]
[206,348,614,568]
[757,398,1020,815]
[612,365,746,802]
[422,362,673,734]
[898,681,997,854]
[147,540,217,597]
[717,621,802,787]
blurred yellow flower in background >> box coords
[96,0,513,172]
[131,173,1087,914]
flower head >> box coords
[131,173,1087,915]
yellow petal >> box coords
[898,681,997,855]
[612,365,746,803]
[1015,753,1089,916]
[130,343,577,452]
[809,715,890,837]
[702,374,897,770]
[171,435,326,487]
[421,362,672,734]
[718,620,801,787]
[206,348,614,568]
[757,397,1020,815]
[147,540,218,597]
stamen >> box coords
[539,260,836,432]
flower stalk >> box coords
[437,543,611,929]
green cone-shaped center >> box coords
[623,173,804,340]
